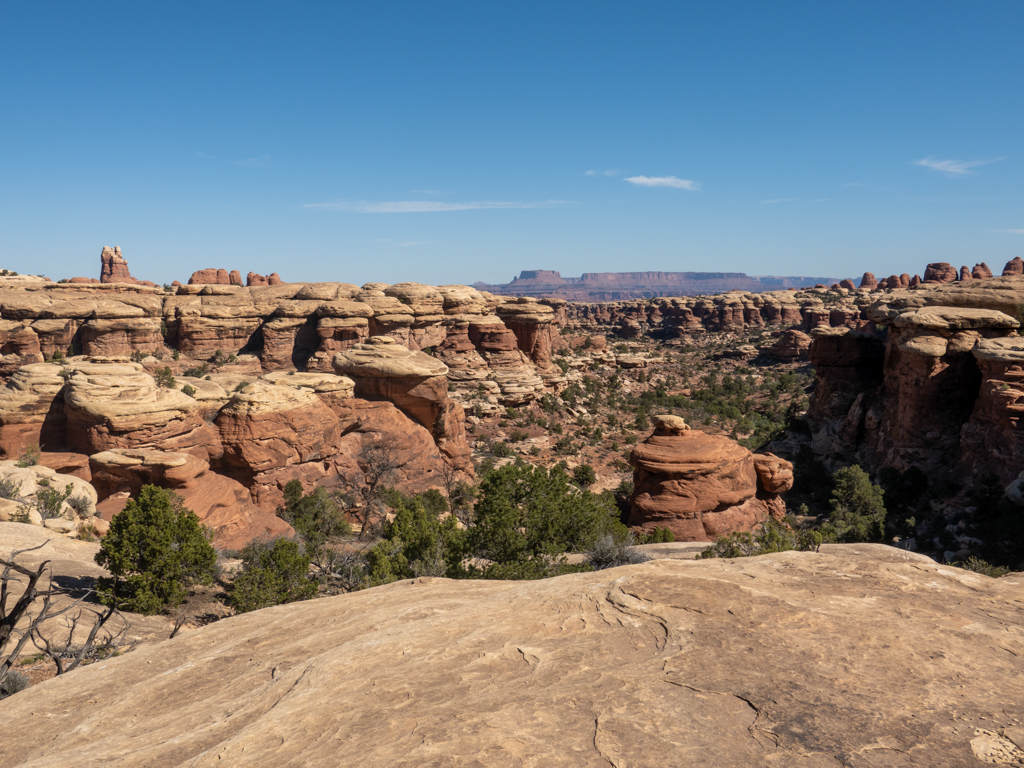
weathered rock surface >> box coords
[767,328,812,359]
[628,415,789,541]
[333,337,471,470]
[0,460,97,531]
[64,358,221,462]
[99,246,137,284]
[88,448,290,548]
[2,546,1022,767]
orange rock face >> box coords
[89,448,291,549]
[972,263,993,279]
[628,416,790,541]
[769,329,812,359]
[1002,257,1024,276]
[99,246,138,284]
[923,262,957,284]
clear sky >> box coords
[1,1,1021,287]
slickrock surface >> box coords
[629,416,791,540]
[1,545,1021,767]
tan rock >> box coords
[4,546,1020,767]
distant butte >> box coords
[474,269,849,300]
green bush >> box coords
[362,491,468,588]
[181,384,197,397]
[183,363,210,378]
[823,465,886,542]
[35,482,73,520]
[95,486,217,614]
[572,464,597,488]
[15,445,40,468]
[230,538,318,613]
[699,517,822,559]
[153,367,176,389]
[470,463,624,572]
[277,481,352,576]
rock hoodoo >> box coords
[628,415,792,541]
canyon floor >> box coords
[1,542,1022,767]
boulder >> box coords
[0,460,97,529]
[628,415,788,541]
[973,262,994,279]
[859,272,878,290]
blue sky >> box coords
[1,1,1021,286]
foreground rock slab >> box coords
[1,545,1022,767]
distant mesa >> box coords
[476,269,850,300]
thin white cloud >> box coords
[305,200,568,213]
[603,169,622,177]
[760,198,798,205]
[234,154,271,167]
[624,175,701,191]
[913,156,1004,175]
[994,228,1024,234]
[585,170,597,176]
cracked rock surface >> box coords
[1,544,1022,767]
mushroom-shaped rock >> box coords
[332,338,470,469]
[88,448,291,549]
[64,358,221,461]
[628,416,787,541]
[494,298,556,368]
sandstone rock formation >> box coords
[99,246,136,284]
[770,327,811,358]
[0,460,97,533]
[859,272,877,289]
[88,448,290,548]
[63,358,220,462]
[628,415,791,541]
[333,337,471,470]
[973,262,994,279]
[2,546,1021,767]
[1003,256,1024,276]
[0,363,69,456]
[923,261,957,284]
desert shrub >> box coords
[507,429,529,443]
[822,465,886,542]
[15,445,40,468]
[491,441,514,458]
[0,477,21,500]
[153,367,176,389]
[955,556,1010,578]
[699,517,822,559]
[182,363,210,378]
[130,350,147,363]
[572,464,597,488]
[636,526,675,544]
[361,490,468,587]
[233,381,250,392]
[95,485,217,614]
[230,537,318,613]
[35,482,73,520]
[277,480,352,576]
[181,384,197,397]
[585,533,650,570]
[470,463,625,573]
[65,494,92,516]
[0,669,29,697]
